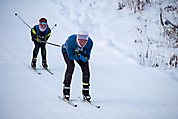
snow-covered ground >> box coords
[0,0,178,119]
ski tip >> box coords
[29,65,41,75]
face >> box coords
[77,34,88,47]
[39,22,47,30]
[78,39,88,47]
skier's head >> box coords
[39,17,47,31]
[76,30,89,47]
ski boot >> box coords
[42,59,48,69]
[82,85,91,101]
[63,85,70,101]
[31,59,36,69]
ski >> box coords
[29,66,41,75]
[78,97,100,108]
[40,65,53,75]
[58,96,77,107]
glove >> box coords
[38,39,42,43]
[79,54,88,62]
[37,36,45,43]
[74,48,87,57]
[35,38,42,43]
[74,49,79,54]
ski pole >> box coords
[15,13,32,29]
[165,20,178,29]
[40,40,62,47]
[34,39,66,48]
[51,24,57,30]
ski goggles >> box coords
[40,22,47,25]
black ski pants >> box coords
[32,41,47,60]
[62,52,90,87]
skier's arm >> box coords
[83,39,93,61]
[31,28,37,41]
[44,29,51,41]
[65,39,80,60]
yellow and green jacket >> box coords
[31,25,51,42]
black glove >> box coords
[74,48,87,57]
[74,49,81,57]
[78,50,87,57]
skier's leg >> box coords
[41,43,48,68]
[62,52,75,100]
[77,60,91,101]
[31,42,40,68]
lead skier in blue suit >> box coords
[61,31,93,101]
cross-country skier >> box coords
[61,30,93,101]
[30,18,51,69]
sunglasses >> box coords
[40,22,47,25]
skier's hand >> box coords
[35,38,42,43]
[76,52,81,57]
[74,47,81,53]
[74,49,79,54]
[74,49,87,57]
[74,49,83,57]
[79,54,88,62]
[38,39,42,43]
[74,48,81,57]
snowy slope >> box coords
[0,0,178,119]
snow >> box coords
[0,0,178,119]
